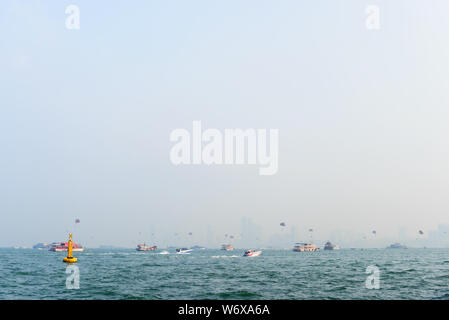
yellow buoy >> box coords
[63,234,78,263]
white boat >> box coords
[293,243,319,252]
[176,248,193,254]
[243,250,262,257]
[159,250,169,255]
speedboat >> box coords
[176,248,193,254]
[243,250,262,257]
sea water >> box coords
[1,248,448,300]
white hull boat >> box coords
[243,250,262,257]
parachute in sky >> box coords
[372,230,377,235]
[308,228,313,232]
[418,230,424,235]
[188,232,193,236]
[280,222,286,227]
[229,235,234,239]
[75,219,80,224]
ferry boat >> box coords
[324,241,340,250]
[293,243,319,252]
[243,250,262,257]
[221,244,234,251]
[49,242,84,252]
[136,244,157,251]
[176,248,193,254]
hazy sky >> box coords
[1,1,448,248]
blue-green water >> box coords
[1,248,449,300]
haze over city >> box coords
[1,1,448,249]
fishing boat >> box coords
[221,244,234,251]
[243,250,262,257]
[324,241,340,250]
[136,244,157,251]
[293,243,319,252]
[176,248,193,254]
[49,241,84,252]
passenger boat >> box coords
[292,243,319,252]
[136,244,157,251]
[176,248,193,254]
[243,250,262,257]
[49,242,84,252]
[221,244,234,251]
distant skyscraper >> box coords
[240,217,261,247]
